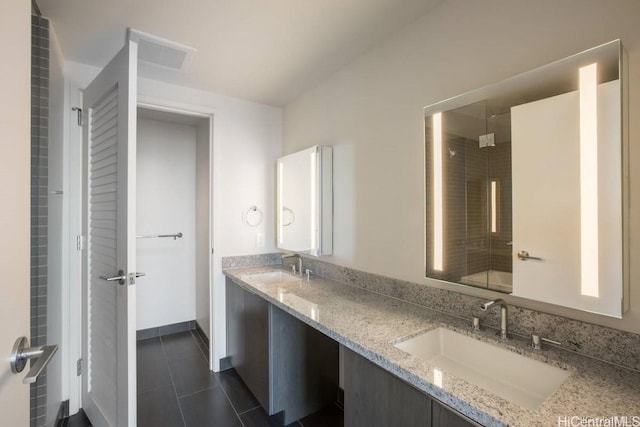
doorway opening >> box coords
[135,106,213,350]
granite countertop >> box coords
[223,266,640,427]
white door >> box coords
[0,0,31,423]
[81,40,138,427]
[511,80,622,316]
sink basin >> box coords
[240,271,301,285]
[394,328,570,410]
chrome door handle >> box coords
[10,337,58,384]
[517,250,542,261]
[100,269,126,285]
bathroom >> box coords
[2,1,640,427]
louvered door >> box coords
[81,40,137,427]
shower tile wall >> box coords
[445,136,471,281]
[489,142,512,273]
[460,137,489,277]
[31,14,49,427]
[425,103,513,287]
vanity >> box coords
[224,265,640,426]
[225,274,338,424]
[224,269,484,426]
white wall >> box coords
[136,117,197,330]
[283,0,640,334]
[65,61,282,369]
[0,0,32,424]
[47,23,69,426]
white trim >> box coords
[68,83,83,413]
[137,95,216,118]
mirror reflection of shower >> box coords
[425,100,513,293]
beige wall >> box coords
[0,0,32,424]
[283,0,640,333]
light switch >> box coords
[256,233,265,248]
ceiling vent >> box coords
[127,28,196,72]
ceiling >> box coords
[39,0,442,107]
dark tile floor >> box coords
[66,330,344,427]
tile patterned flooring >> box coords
[66,330,344,427]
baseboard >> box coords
[219,356,232,371]
[194,322,209,348]
[54,400,69,427]
[137,320,196,341]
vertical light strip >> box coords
[278,161,284,245]
[490,180,498,233]
[310,150,318,253]
[433,113,444,271]
[579,63,599,297]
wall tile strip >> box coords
[31,15,49,427]
[280,255,640,372]
[221,252,283,269]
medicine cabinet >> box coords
[277,145,333,256]
[424,40,628,317]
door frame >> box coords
[67,83,84,414]
[68,94,216,411]
[136,95,216,368]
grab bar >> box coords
[136,232,183,240]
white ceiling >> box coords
[38,0,442,107]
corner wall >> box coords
[283,0,640,334]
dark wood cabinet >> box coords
[225,278,245,374]
[225,278,339,425]
[241,289,270,410]
[432,400,481,427]
[344,348,431,427]
[345,348,482,427]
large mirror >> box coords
[424,40,628,317]
[277,145,333,256]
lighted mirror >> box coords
[424,40,628,317]
[277,145,333,256]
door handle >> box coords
[99,269,126,285]
[517,250,543,261]
[10,337,58,384]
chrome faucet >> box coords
[282,253,303,276]
[480,299,508,339]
